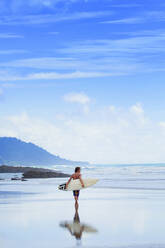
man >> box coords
[66,167,84,210]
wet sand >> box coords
[1,178,165,247]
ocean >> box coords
[53,163,165,191]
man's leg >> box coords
[74,196,79,210]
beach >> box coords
[1,165,165,248]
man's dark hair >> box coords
[75,167,81,173]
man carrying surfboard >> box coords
[66,167,84,210]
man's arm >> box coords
[79,175,85,188]
[66,175,73,188]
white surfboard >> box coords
[58,178,99,191]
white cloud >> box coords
[101,11,165,25]
[64,92,90,104]
[130,103,144,115]
[101,17,143,24]
[64,92,90,114]
[54,34,165,74]
[111,4,142,8]
[0,0,85,13]
[0,11,111,25]
[0,29,164,82]
[60,36,165,55]
[1,104,165,164]
[0,57,80,69]
[1,28,165,81]
[0,70,118,82]
[0,50,27,55]
[0,56,139,79]
[159,122,165,128]
[109,105,116,112]
[7,112,29,124]
[0,33,23,38]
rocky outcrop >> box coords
[11,177,22,181]
[11,177,27,181]
[23,170,69,178]
[0,165,70,179]
[0,165,53,173]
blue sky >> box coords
[0,0,165,164]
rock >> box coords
[11,177,22,181]
[0,165,70,179]
[11,177,27,181]
[0,165,54,173]
[23,170,70,179]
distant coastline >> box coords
[0,137,89,166]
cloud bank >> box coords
[1,101,165,164]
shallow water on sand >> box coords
[1,165,165,247]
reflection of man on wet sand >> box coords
[60,210,98,245]
[64,210,84,241]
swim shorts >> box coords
[73,190,80,197]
